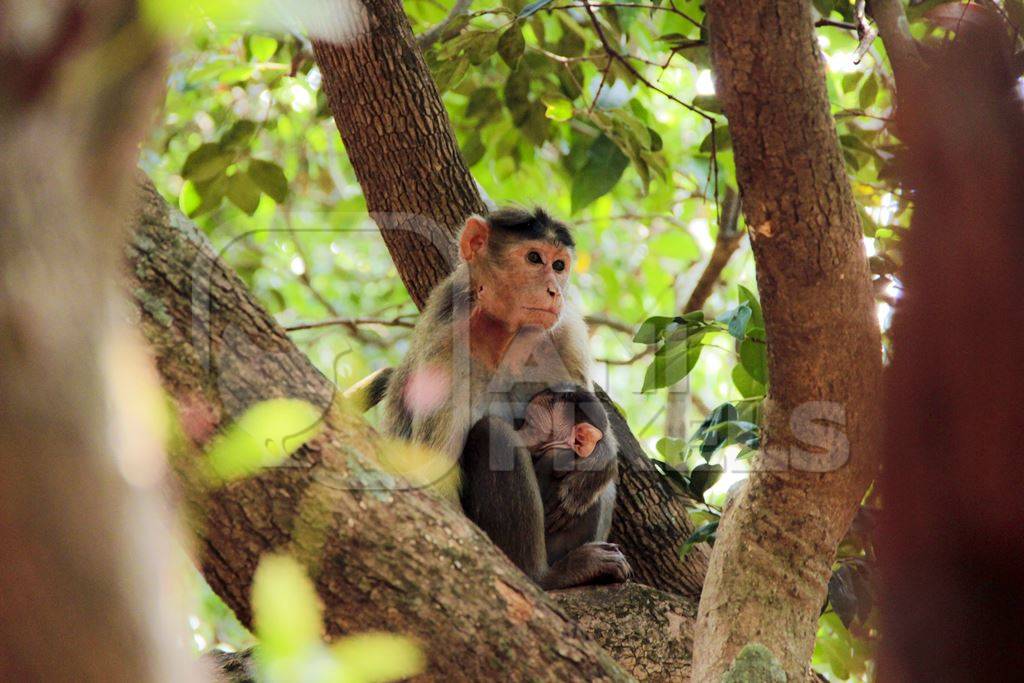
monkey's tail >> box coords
[342,366,393,412]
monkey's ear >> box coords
[459,215,490,262]
[573,423,603,459]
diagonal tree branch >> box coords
[129,176,698,680]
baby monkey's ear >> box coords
[572,423,603,458]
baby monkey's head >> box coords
[517,386,607,458]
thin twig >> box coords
[853,0,880,63]
[549,2,703,29]
[815,18,860,31]
[285,316,417,332]
[579,0,719,215]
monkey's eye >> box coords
[552,260,565,272]
[527,251,543,264]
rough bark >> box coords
[312,0,708,597]
[129,178,698,681]
[693,2,883,680]
[0,2,190,680]
[311,2,486,310]
[877,25,1024,682]
[212,582,695,683]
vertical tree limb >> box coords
[693,2,883,679]
[877,23,1024,681]
[0,2,190,679]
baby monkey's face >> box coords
[517,388,606,458]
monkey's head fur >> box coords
[459,207,576,331]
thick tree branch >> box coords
[213,583,696,682]
[867,0,926,91]
[694,2,883,679]
[129,178,697,680]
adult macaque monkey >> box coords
[381,208,630,589]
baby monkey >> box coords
[461,385,631,590]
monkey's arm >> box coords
[544,431,618,533]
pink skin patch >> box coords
[404,365,451,417]
[573,423,603,458]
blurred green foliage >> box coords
[139,1,1024,680]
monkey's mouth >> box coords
[524,307,559,318]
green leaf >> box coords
[331,633,426,683]
[248,159,288,203]
[520,102,550,146]
[190,173,228,216]
[432,56,470,92]
[680,520,719,557]
[859,75,878,109]
[205,398,322,483]
[739,335,767,384]
[656,436,686,462]
[461,131,486,167]
[463,30,501,65]
[544,98,574,122]
[692,94,723,114]
[731,363,764,399]
[226,171,261,215]
[699,126,731,153]
[719,303,752,340]
[182,142,233,183]
[179,179,202,216]
[465,87,501,121]
[519,0,554,18]
[641,340,703,392]
[497,22,526,69]
[634,315,677,344]
[737,285,764,329]
[841,71,864,93]
[252,554,322,660]
[248,34,278,61]
[688,463,724,502]
[503,64,531,118]
[220,119,257,149]
[218,64,254,84]
[651,458,691,493]
[571,134,629,213]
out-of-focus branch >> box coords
[867,0,926,90]
[285,316,416,332]
[683,186,743,313]
[417,0,472,50]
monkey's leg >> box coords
[545,485,616,566]
[461,416,549,583]
[462,418,630,590]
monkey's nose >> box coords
[547,287,558,298]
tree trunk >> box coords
[693,2,883,679]
[0,2,191,680]
[311,3,486,310]
[312,0,708,597]
[128,178,698,681]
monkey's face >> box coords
[480,240,572,330]
[519,390,605,458]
